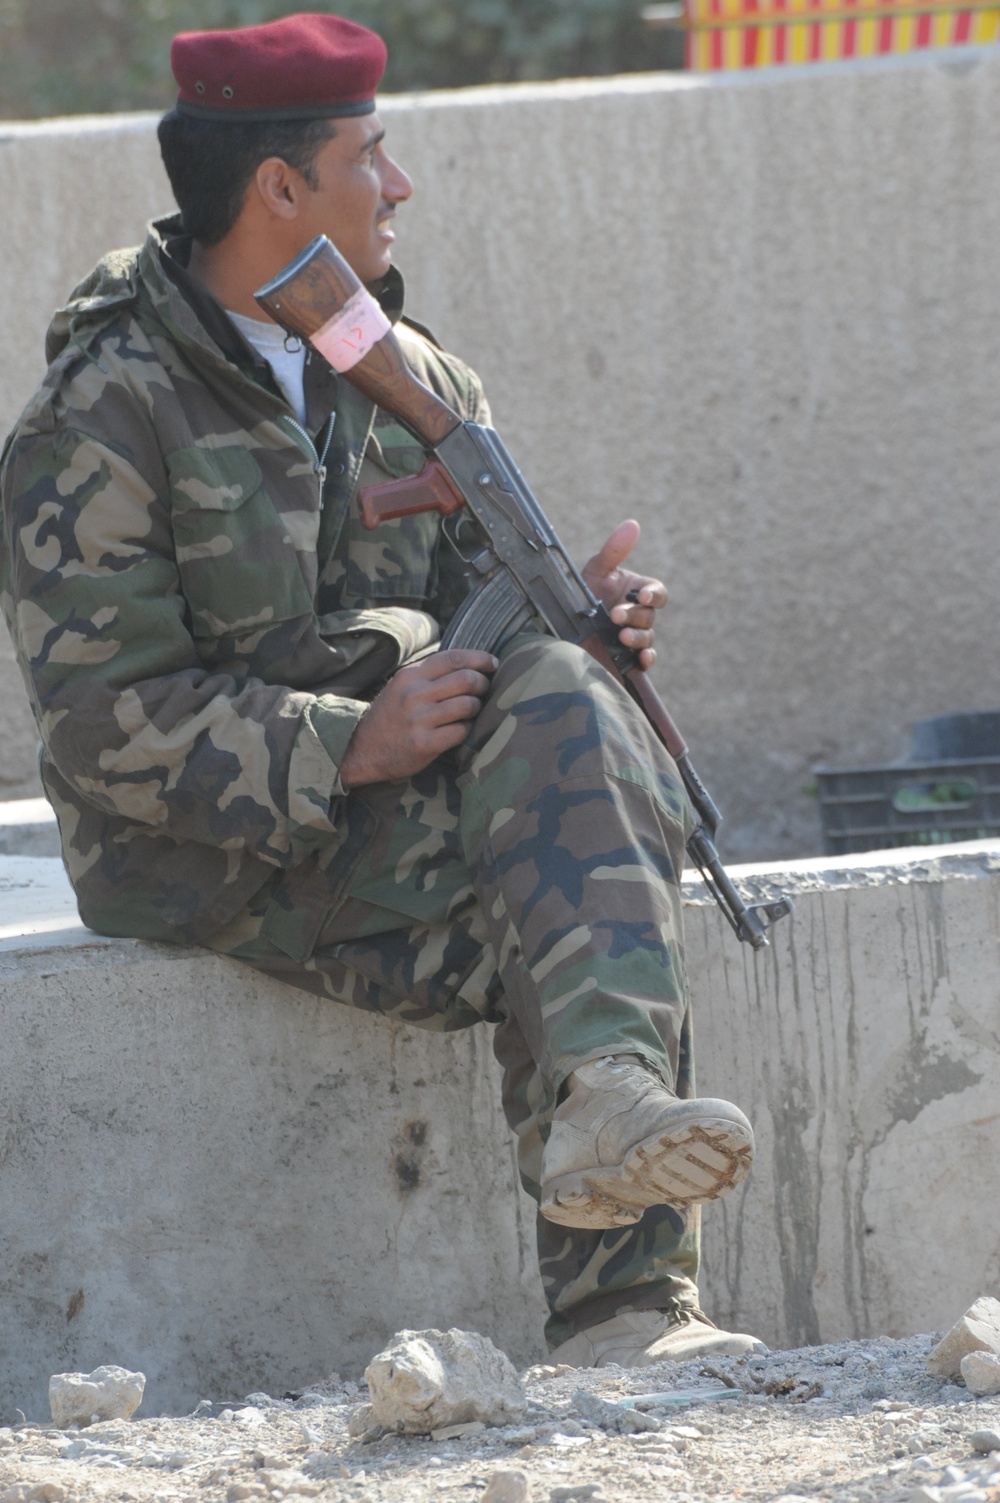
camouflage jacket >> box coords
[0,215,489,944]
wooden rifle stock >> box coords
[255,236,459,447]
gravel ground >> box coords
[3,1333,1000,1503]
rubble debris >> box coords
[365,1328,526,1436]
[926,1298,1000,1380]
[480,1470,532,1502]
[48,1365,145,1428]
[960,1352,1000,1397]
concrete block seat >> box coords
[1,841,999,1420]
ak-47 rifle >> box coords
[255,236,793,950]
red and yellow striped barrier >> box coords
[644,0,1000,70]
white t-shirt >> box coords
[227,309,308,426]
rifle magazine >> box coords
[440,569,537,654]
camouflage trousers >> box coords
[206,633,702,1348]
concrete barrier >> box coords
[2,840,998,1418]
[3,49,1000,852]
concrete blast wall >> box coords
[2,51,1000,854]
[2,842,999,1418]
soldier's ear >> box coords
[253,157,304,221]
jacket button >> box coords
[333,462,346,476]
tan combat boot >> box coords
[539,1055,754,1230]
[548,1303,767,1368]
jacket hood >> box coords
[45,243,143,365]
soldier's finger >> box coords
[588,518,641,577]
[623,580,667,610]
[426,649,498,677]
[420,668,493,704]
[618,625,655,652]
[611,603,657,629]
[423,692,485,724]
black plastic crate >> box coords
[815,712,1000,856]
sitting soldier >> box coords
[0,11,763,1368]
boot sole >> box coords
[539,1111,755,1230]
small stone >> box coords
[226,1485,267,1501]
[257,1470,311,1492]
[970,1430,1000,1453]
[571,1390,660,1435]
[927,1300,1000,1380]
[2,1488,66,1503]
[48,1365,145,1428]
[232,1407,265,1428]
[524,1365,574,1383]
[549,1487,604,1503]
[347,1403,376,1438]
[365,1328,526,1436]
[907,1488,942,1503]
[961,1352,1000,1397]
[480,1470,532,1503]
[431,1420,487,1441]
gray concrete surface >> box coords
[1,842,997,1419]
[2,50,999,854]
[0,796,59,857]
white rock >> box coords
[480,1469,532,1503]
[365,1328,526,1436]
[961,1351,1000,1397]
[927,1299,1000,1379]
[48,1365,145,1428]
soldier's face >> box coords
[295,113,413,283]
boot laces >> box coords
[659,1293,717,1330]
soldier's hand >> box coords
[582,519,667,670]
[339,649,499,788]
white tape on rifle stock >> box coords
[309,287,391,372]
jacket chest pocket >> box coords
[168,445,318,639]
[334,449,441,609]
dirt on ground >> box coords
[2,1333,999,1503]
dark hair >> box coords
[157,110,336,246]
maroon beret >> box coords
[171,12,386,121]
